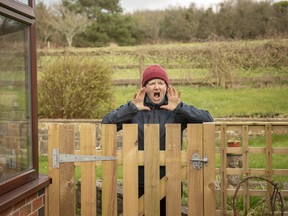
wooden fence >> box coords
[47,122,288,216]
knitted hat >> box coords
[141,65,170,87]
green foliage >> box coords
[159,7,197,42]
[62,0,136,47]
[131,10,167,44]
[196,8,216,39]
[35,2,54,46]
[63,0,122,17]
[74,13,136,47]
[38,56,114,118]
[36,0,288,47]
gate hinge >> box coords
[191,153,208,170]
[52,148,116,168]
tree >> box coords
[160,7,197,42]
[35,2,55,47]
[271,1,288,34]
[51,4,92,47]
[103,13,136,46]
[62,0,122,19]
[215,0,238,38]
[63,0,137,47]
[74,12,136,47]
[131,10,167,44]
[196,8,216,39]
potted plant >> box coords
[227,139,241,147]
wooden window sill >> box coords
[0,175,51,212]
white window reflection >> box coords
[15,0,29,6]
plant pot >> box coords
[227,141,241,147]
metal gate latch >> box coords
[191,153,208,170]
[52,148,116,168]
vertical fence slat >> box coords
[139,55,145,88]
[242,125,250,213]
[203,123,216,216]
[220,124,227,215]
[80,124,97,216]
[123,124,138,216]
[266,124,273,177]
[48,124,60,216]
[102,124,117,216]
[166,124,182,216]
[144,124,160,216]
[265,124,273,209]
[59,125,75,216]
[187,124,204,216]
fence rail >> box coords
[47,122,288,216]
[112,76,288,87]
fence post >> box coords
[187,124,204,216]
[220,124,228,214]
[60,125,75,216]
[102,124,117,216]
[123,124,138,216]
[48,124,75,216]
[48,124,60,216]
[139,55,145,88]
[165,124,182,216]
[265,124,273,211]
[80,124,97,215]
[242,125,250,214]
[144,124,160,216]
[203,123,216,216]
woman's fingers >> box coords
[167,86,179,98]
[134,87,146,100]
[133,92,138,99]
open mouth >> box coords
[154,92,160,98]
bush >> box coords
[38,56,114,119]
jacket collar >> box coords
[144,95,168,109]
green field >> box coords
[37,38,288,81]
[112,86,288,118]
[37,38,288,118]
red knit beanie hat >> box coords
[141,65,170,87]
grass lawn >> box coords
[112,86,288,118]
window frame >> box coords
[0,0,38,196]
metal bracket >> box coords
[52,148,116,168]
[191,153,208,170]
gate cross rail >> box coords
[52,148,116,168]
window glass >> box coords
[15,0,29,6]
[0,14,32,182]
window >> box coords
[0,0,38,195]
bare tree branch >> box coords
[51,4,93,47]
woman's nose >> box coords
[154,83,160,88]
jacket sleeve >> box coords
[101,101,139,130]
[173,102,213,123]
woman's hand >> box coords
[132,87,150,111]
[161,86,181,111]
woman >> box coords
[102,64,213,215]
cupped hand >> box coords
[131,87,150,111]
[160,86,181,111]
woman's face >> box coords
[145,79,167,104]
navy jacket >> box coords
[101,96,213,188]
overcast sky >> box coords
[44,0,281,12]
[120,0,224,12]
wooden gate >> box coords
[47,123,215,216]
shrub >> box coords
[38,56,114,119]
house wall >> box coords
[0,188,46,216]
